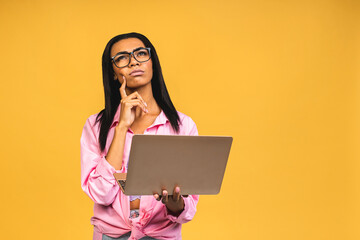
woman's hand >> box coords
[153,186,188,216]
[118,76,148,129]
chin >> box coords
[127,77,151,89]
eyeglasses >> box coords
[111,47,151,68]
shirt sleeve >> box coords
[165,115,200,223]
[80,117,120,206]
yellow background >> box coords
[0,0,359,239]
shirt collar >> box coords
[111,104,169,128]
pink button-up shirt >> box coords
[80,104,199,240]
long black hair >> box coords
[94,32,180,152]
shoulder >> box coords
[177,111,195,125]
[82,111,102,135]
[88,112,101,125]
[176,111,198,135]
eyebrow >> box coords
[113,47,145,56]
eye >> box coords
[115,55,128,62]
[136,50,148,56]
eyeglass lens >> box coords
[113,48,150,68]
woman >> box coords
[80,32,199,240]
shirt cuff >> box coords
[95,156,117,185]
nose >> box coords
[129,53,140,67]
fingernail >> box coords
[144,102,148,107]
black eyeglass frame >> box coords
[111,47,151,68]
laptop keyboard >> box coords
[118,180,126,191]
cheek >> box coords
[113,68,124,77]
[113,69,125,83]
[147,61,153,76]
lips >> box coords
[130,69,144,76]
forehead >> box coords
[111,38,145,56]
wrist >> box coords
[115,123,128,133]
[166,200,185,217]
[166,206,184,217]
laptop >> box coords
[113,135,232,195]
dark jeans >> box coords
[102,232,158,240]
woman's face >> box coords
[111,38,153,89]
